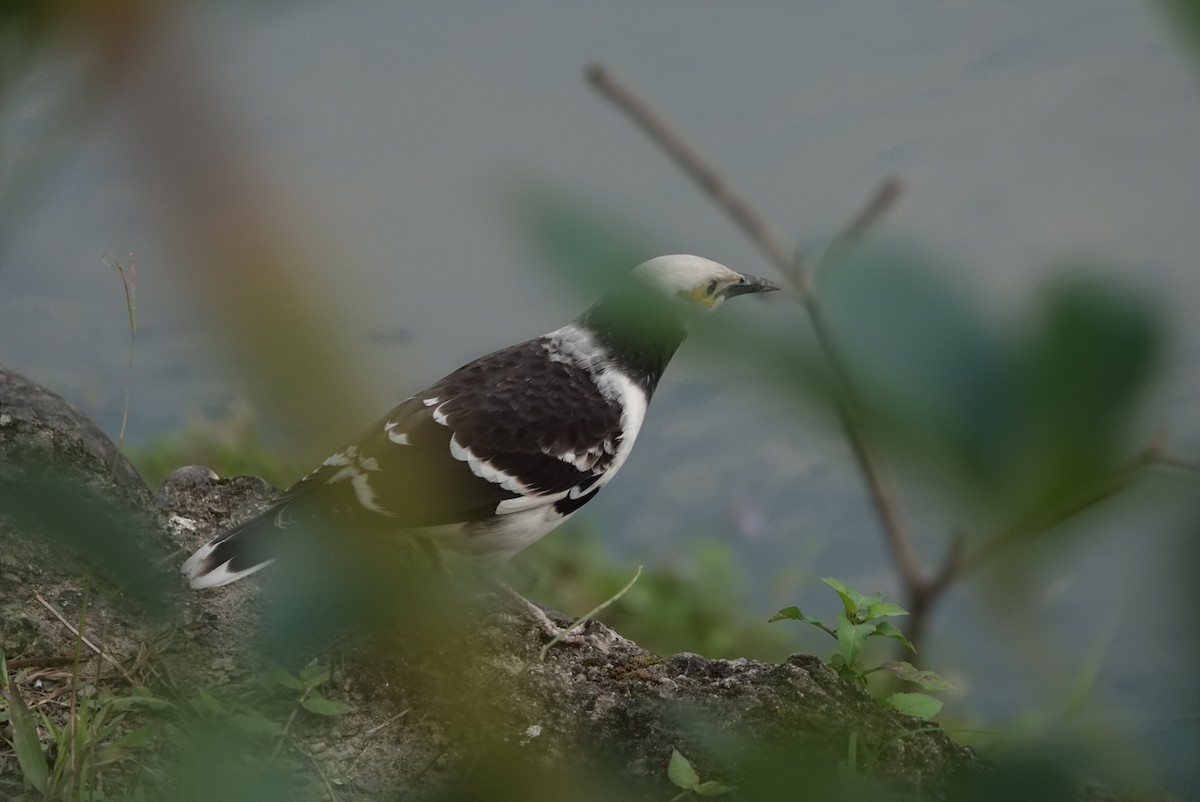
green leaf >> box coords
[111,690,178,712]
[667,748,699,790]
[1,649,50,794]
[193,688,229,717]
[227,711,284,737]
[882,661,955,692]
[298,665,331,690]
[299,694,354,716]
[768,606,824,627]
[694,780,737,796]
[872,621,915,652]
[835,612,872,673]
[111,722,163,750]
[263,665,305,692]
[887,692,943,720]
[821,577,866,618]
[865,601,909,619]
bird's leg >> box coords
[495,582,589,645]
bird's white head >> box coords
[630,254,780,312]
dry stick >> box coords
[585,65,928,602]
[288,735,340,802]
[31,591,136,685]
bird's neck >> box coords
[576,290,689,398]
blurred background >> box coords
[2,0,1199,796]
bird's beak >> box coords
[725,273,781,298]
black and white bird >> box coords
[183,255,777,626]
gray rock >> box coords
[0,365,148,496]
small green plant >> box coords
[1,647,158,800]
[257,662,355,719]
[666,748,735,799]
[770,578,951,719]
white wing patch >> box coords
[495,490,570,514]
[384,420,411,445]
[422,396,453,425]
[321,446,358,467]
[449,435,533,495]
[547,443,615,473]
[591,368,647,485]
[351,472,389,514]
[319,443,397,516]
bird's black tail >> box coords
[182,511,282,589]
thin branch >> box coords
[586,64,923,596]
[586,65,799,287]
[288,735,340,802]
[1150,450,1200,474]
[31,591,135,685]
[819,177,904,270]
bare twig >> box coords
[819,176,904,270]
[270,704,301,761]
[586,65,799,287]
[4,656,80,671]
[31,591,135,685]
[586,64,924,601]
[363,708,411,737]
[288,735,340,802]
[1150,450,1200,474]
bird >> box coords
[182,254,778,635]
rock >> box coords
[0,368,1160,801]
[0,366,148,496]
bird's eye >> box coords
[705,279,718,296]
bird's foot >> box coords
[496,583,589,645]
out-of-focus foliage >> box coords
[818,243,1161,526]
[0,464,175,608]
[1159,0,1200,56]
[0,0,67,82]
[126,403,302,490]
[508,526,794,662]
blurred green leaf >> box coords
[668,748,700,790]
[261,665,304,692]
[507,180,659,300]
[882,661,954,692]
[886,692,943,720]
[299,695,354,716]
[694,779,737,796]
[1011,275,1160,510]
[227,711,284,737]
[110,722,163,750]
[820,240,1012,491]
[297,664,330,690]
[0,466,176,609]
[1159,0,1200,58]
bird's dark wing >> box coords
[271,338,626,529]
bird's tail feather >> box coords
[182,514,279,589]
